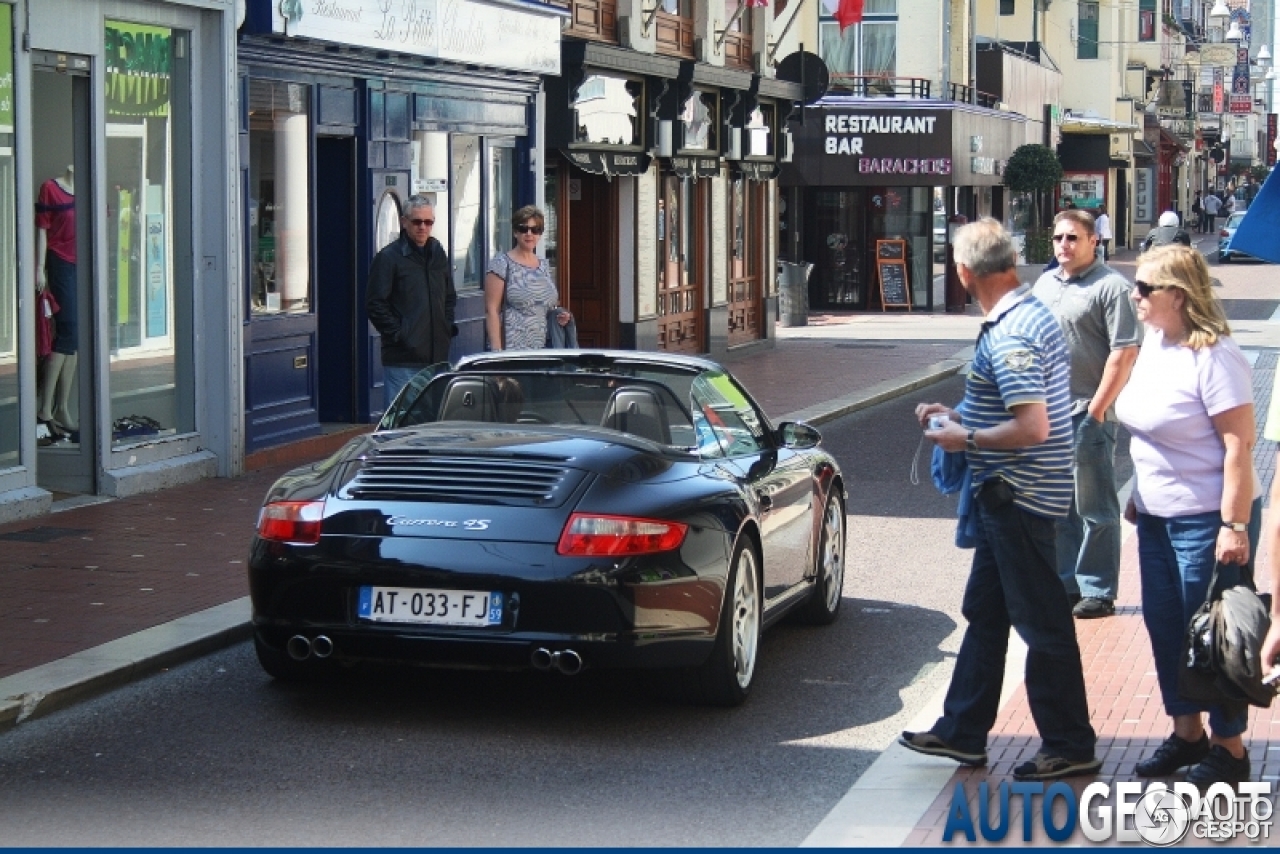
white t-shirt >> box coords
[1096,213,1112,241]
[1114,330,1256,518]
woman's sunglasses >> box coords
[1133,280,1170,298]
[515,224,545,235]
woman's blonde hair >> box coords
[1135,243,1230,350]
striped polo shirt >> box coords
[966,285,1074,519]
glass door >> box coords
[657,173,703,353]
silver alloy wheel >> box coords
[731,547,761,689]
[820,495,845,612]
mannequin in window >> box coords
[35,165,77,437]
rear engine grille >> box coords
[341,453,576,505]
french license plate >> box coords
[357,586,502,627]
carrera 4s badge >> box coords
[387,517,492,530]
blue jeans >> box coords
[1057,413,1121,601]
[382,364,427,411]
[932,479,1098,760]
[1135,499,1261,738]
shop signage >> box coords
[561,148,651,177]
[815,108,952,179]
[1197,43,1238,66]
[1134,167,1154,223]
[1268,113,1277,168]
[733,160,779,181]
[105,21,171,118]
[970,157,1005,176]
[272,0,561,75]
[668,155,720,178]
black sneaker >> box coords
[898,730,987,767]
[1012,752,1102,780]
[1073,597,1116,619]
[1136,733,1211,777]
[1186,744,1250,788]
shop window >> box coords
[488,143,514,261]
[1139,0,1156,41]
[451,135,484,289]
[679,90,717,152]
[1077,2,1099,60]
[104,21,194,447]
[746,107,772,157]
[248,79,311,315]
[0,6,15,469]
[819,0,897,84]
[572,75,643,147]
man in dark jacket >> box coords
[1141,211,1193,252]
[367,196,457,408]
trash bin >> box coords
[777,261,813,327]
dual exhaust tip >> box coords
[530,647,584,676]
[286,634,334,661]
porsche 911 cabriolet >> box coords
[249,351,846,705]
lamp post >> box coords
[1207,0,1231,196]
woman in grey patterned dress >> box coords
[484,205,570,350]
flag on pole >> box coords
[835,0,864,31]
[745,0,769,8]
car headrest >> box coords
[438,377,498,422]
[601,386,671,444]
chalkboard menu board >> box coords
[875,240,911,310]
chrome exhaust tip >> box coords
[554,649,583,676]
[530,647,554,671]
[311,635,334,659]
[286,635,312,661]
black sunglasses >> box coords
[406,218,435,227]
[515,224,545,235]
[1134,280,1169,298]
[1051,233,1082,243]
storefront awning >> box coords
[1060,112,1140,135]
[560,149,651,177]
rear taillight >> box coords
[1220,229,1230,238]
[556,513,688,556]
[257,500,325,544]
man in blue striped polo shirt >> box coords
[900,218,1100,781]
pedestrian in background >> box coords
[366,196,458,409]
[1114,244,1261,786]
[1202,192,1222,234]
[1032,209,1141,620]
[902,218,1100,781]
[1191,191,1203,231]
[1094,203,1112,261]
[484,205,574,351]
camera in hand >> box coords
[927,414,951,431]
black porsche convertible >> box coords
[249,351,846,705]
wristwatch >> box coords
[966,429,980,452]
[1222,521,1248,533]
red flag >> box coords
[835,0,863,31]
[745,0,769,7]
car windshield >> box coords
[1226,213,1246,228]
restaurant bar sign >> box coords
[272,0,561,74]
[781,107,956,187]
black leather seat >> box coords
[438,377,498,422]
[600,386,671,443]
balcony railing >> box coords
[946,82,1000,109]
[827,75,932,99]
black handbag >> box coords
[1179,561,1274,709]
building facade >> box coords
[0,0,240,523]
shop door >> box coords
[563,170,615,347]
[657,174,704,353]
[367,173,409,418]
[32,54,96,495]
[726,177,763,346]
[315,136,357,422]
[806,190,865,310]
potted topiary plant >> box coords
[1003,144,1063,264]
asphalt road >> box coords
[0,375,1119,846]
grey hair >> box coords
[402,195,435,217]
[952,217,1017,277]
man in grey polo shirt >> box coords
[1032,209,1141,619]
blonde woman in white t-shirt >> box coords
[1114,244,1261,788]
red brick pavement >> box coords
[906,529,1280,847]
[0,331,970,680]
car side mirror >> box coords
[778,421,821,449]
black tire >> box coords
[684,538,761,707]
[796,489,846,625]
[254,633,311,682]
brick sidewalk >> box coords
[0,331,970,681]
[907,352,1280,846]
